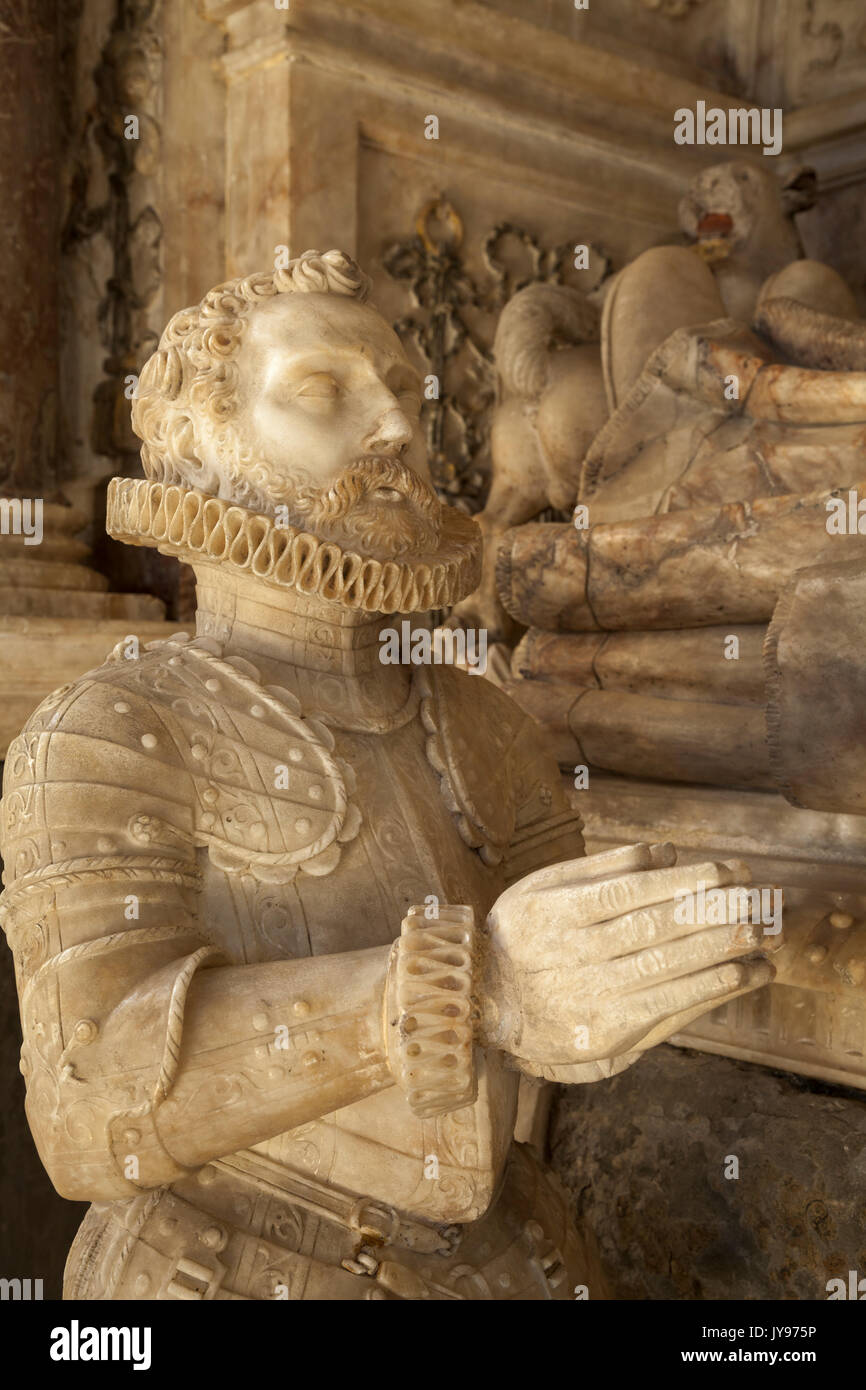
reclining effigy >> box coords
[495,164,866,1087]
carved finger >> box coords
[567,898,712,965]
[618,960,776,1056]
[515,842,666,895]
[535,900,680,968]
[535,857,752,930]
[623,957,774,1033]
[588,918,770,994]
[564,885,783,968]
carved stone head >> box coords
[677,161,815,265]
[677,161,816,321]
[131,249,447,564]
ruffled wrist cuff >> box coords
[384,904,477,1118]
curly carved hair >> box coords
[131,249,372,491]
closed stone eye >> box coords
[295,373,339,399]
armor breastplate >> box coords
[3,629,579,1226]
[108,633,528,1220]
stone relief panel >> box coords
[478,0,866,109]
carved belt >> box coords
[211,1148,460,1258]
[75,1142,583,1300]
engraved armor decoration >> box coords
[0,250,777,1300]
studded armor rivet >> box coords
[73,1018,98,1045]
[199,1224,226,1251]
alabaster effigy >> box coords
[0,250,783,1301]
[456,161,859,643]
[495,160,866,781]
[491,164,866,1090]
[449,282,607,643]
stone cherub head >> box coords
[125,248,479,604]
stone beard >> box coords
[291,455,443,561]
[202,420,447,565]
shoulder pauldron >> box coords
[11,632,362,887]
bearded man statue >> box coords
[0,250,777,1301]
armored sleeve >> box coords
[500,701,586,884]
[0,671,397,1201]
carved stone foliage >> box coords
[94,0,164,461]
[58,0,180,617]
[62,0,164,466]
[383,197,609,513]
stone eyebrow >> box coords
[269,351,337,375]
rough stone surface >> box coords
[550,1045,866,1301]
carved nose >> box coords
[363,407,413,455]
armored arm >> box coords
[0,678,473,1202]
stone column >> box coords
[0,0,171,758]
[0,0,60,501]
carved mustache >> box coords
[292,456,444,559]
[293,456,442,524]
